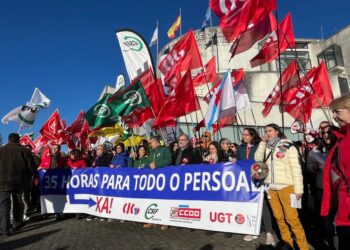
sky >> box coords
[0,0,349,143]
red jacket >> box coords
[67,159,87,169]
[39,154,68,169]
[321,124,350,226]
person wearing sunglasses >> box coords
[219,138,237,163]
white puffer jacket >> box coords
[254,139,304,194]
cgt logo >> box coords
[145,203,159,220]
[170,205,201,220]
[123,203,140,215]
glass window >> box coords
[276,50,312,72]
[317,44,344,70]
[339,77,349,96]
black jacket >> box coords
[172,146,202,165]
[0,143,35,192]
[93,153,112,167]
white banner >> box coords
[116,29,154,81]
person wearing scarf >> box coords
[255,123,308,250]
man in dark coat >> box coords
[0,133,35,236]
[172,134,201,165]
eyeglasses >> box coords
[321,131,329,135]
[202,135,209,138]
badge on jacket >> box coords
[276,151,285,159]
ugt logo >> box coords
[123,203,140,215]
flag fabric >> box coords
[85,94,120,130]
[250,12,295,68]
[108,80,150,117]
[262,60,300,117]
[78,120,92,151]
[285,61,333,123]
[230,12,277,58]
[159,30,203,81]
[150,26,158,47]
[2,105,40,127]
[153,71,199,128]
[201,7,211,31]
[232,76,251,112]
[20,135,36,149]
[123,69,163,127]
[203,68,244,104]
[205,70,236,129]
[116,29,154,81]
[65,111,86,137]
[309,61,334,108]
[115,74,125,92]
[33,135,47,154]
[192,57,217,87]
[2,88,50,127]
[210,0,277,42]
[39,110,65,143]
[29,88,51,108]
[167,16,181,39]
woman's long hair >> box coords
[265,123,286,139]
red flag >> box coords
[78,120,92,151]
[284,63,332,123]
[20,135,36,150]
[158,30,203,79]
[39,110,65,143]
[211,0,277,42]
[250,12,295,68]
[192,57,217,87]
[65,111,85,137]
[230,12,277,57]
[33,135,47,154]
[213,116,237,134]
[262,60,300,117]
[154,71,199,128]
[309,61,334,108]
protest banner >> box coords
[39,161,263,235]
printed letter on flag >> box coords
[116,29,154,81]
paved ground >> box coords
[0,214,327,250]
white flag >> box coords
[149,27,158,47]
[115,74,125,92]
[2,104,40,127]
[29,88,51,108]
[233,79,251,112]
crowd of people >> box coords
[1,94,350,250]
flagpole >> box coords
[156,20,159,67]
[179,8,182,36]
[277,19,333,124]
[250,108,258,129]
[275,10,285,132]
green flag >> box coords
[85,94,120,129]
[108,81,150,117]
